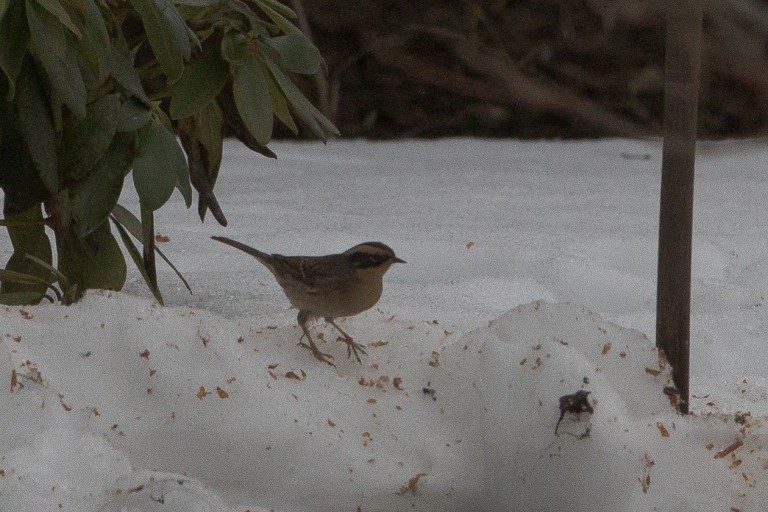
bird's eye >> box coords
[349,252,387,269]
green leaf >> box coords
[233,57,273,145]
[173,0,220,6]
[58,222,127,297]
[0,83,6,142]
[110,214,163,304]
[85,222,127,291]
[169,52,228,120]
[26,254,69,291]
[49,78,63,131]
[58,93,121,181]
[0,0,29,100]
[139,205,157,288]
[0,111,51,214]
[108,48,150,105]
[1,205,54,304]
[256,0,296,19]
[76,0,110,71]
[265,66,297,134]
[175,160,192,208]
[116,96,152,132]
[152,100,193,206]
[221,31,248,64]
[181,12,201,53]
[179,102,225,223]
[216,81,276,158]
[261,52,339,140]
[111,203,192,295]
[80,0,109,46]
[26,0,86,117]
[132,119,187,211]
[129,0,190,81]
[34,0,81,39]
[0,291,54,305]
[70,28,101,77]
[252,0,296,32]
[192,102,224,179]
[0,268,61,303]
[0,269,54,286]
[6,206,51,262]
[109,204,141,235]
[16,58,58,193]
[224,0,266,36]
[152,106,174,131]
[158,99,193,206]
[263,32,320,74]
[71,131,136,237]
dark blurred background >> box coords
[282,0,768,139]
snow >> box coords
[2,138,768,511]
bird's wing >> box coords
[270,256,322,294]
[272,255,352,295]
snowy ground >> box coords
[3,138,768,511]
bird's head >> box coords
[344,242,405,278]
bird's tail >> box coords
[211,236,272,265]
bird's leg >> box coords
[326,318,367,363]
[297,311,335,366]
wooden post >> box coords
[656,1,703,414]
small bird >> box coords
[211,236,405,366]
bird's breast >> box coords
[282,277,383,318]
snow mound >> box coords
[1,293,764,511]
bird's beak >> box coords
[393,256,406,264]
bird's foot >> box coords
[298,340,336,367]
[338,336,367,363]
[326,319,367,363]
[299,321,336,367]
